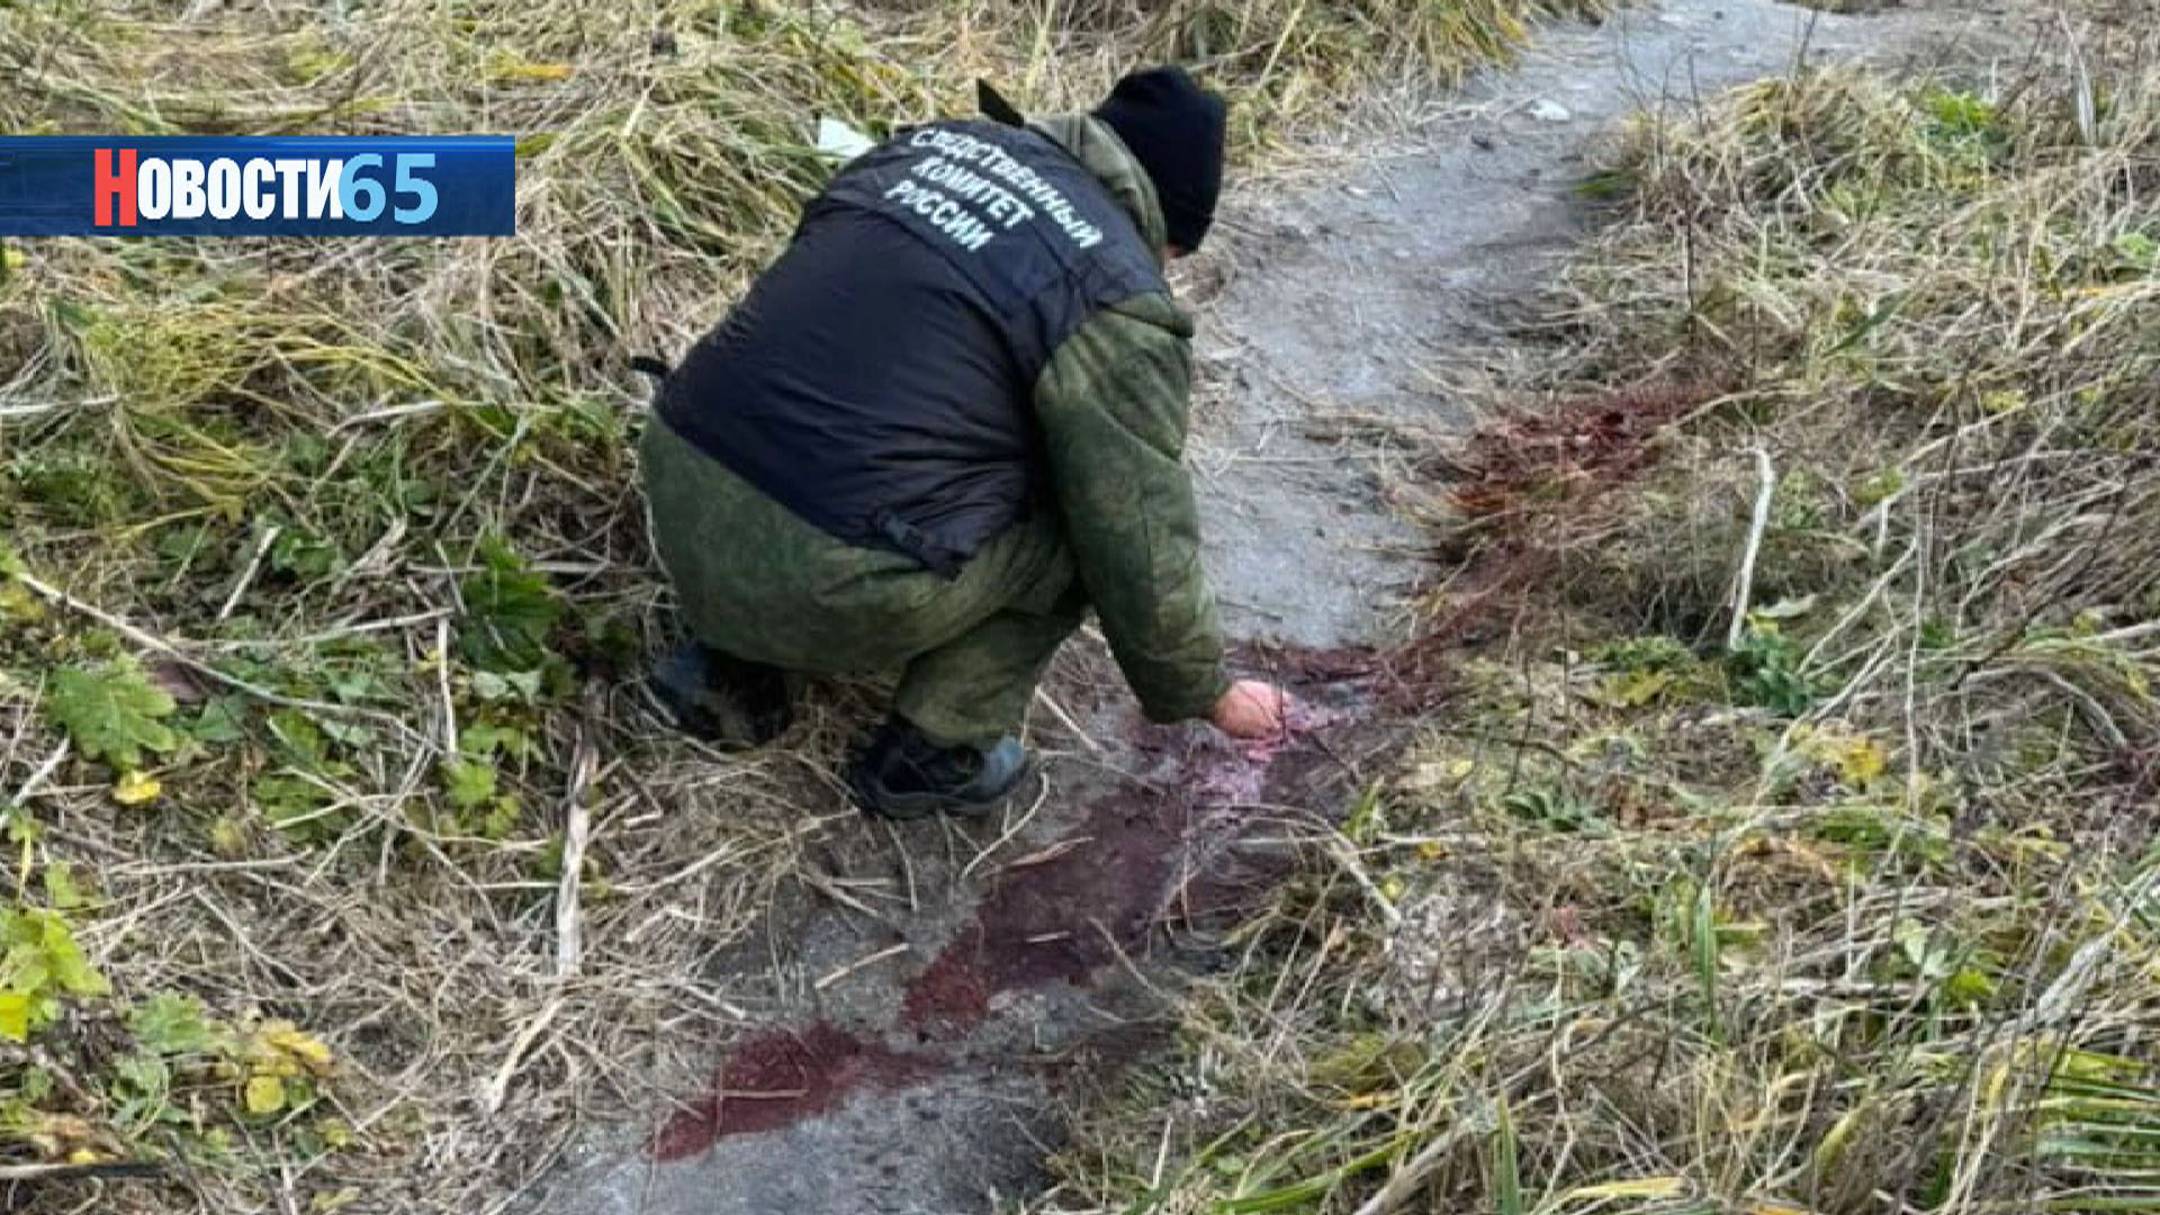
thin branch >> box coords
[1727,446,1777,651]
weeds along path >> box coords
[531,3,1973,1213]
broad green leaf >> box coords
[1896,919,1934,969]
[1944,966,1997,1009]
[114,1051,170,1101]
[129,991,216,1055]
[471,667,545,703]
[460,723,528,759]
[267,709,329,769]
[188,696,249,744]
[47,661,179,768]
[319,719,375,748]
[457,538,563,673]
[39,910,109,996]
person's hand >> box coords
[1210,679,1290,740]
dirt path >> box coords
[529,3,1989,1212]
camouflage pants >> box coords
[641,417,1085,748]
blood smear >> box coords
[1189,700,1343,806]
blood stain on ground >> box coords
[898,944,992,1035]
[649,1022,941,1161]
[902,791,1184,1039]
[650,645,1383,1173]
[903,674,1363,1040]
[1438,379,1719,516]
[1186,698,1349,804]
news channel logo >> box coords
[0,136,515,236]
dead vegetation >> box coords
[1036,38,2160,1215]
[0,1,1620,1211]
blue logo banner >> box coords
[0,136,516,237]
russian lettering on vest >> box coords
[905,129,1104,251]
[882,178,996,252]
[910,157,1034,230]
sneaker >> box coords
[845,719,1029,820]
[646,642,793,748]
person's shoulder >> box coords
[1036,292,1194,400]
[1092,289,1193,342]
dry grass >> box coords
[1035,38,2160,1215]
[0,1,1616,1211]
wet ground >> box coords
[530,2,2000,1212]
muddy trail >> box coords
[531,3,1984,1212]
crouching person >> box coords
[641,67,1289,818]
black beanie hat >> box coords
[1092,66,1226,253]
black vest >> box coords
[657,120,1167,574]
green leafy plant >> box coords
[269,525,343,580]
[2112,230,2158,276]
[46,660,179,768]
[1592,634,1695,673]
[0,908,110,1041]
[1500,785,1610,835]
[457,538,563,673]
[1805,802,1953,867]
[435,721,527,839]
[1921,88,2007,166]
[128,991,218,1056]
[254,710,363,844]
[40,862,85,910]
[7,449,137,528]
[1727,627,1816,715]
[441,758,497,811]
